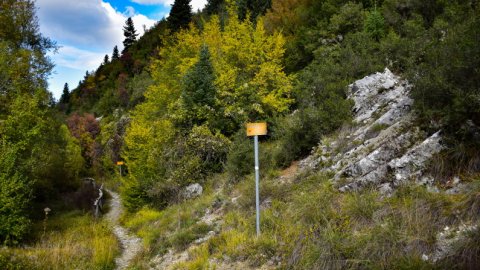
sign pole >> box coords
[116,161,124,177]
[254,135,260,236]
[246,122,267,237]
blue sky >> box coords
[36,0,207,99]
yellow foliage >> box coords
[144,11,293,125]
[123,9,294,203]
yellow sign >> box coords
[246,122,267,136]
[116,161,124,165]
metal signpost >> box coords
[246,122,267,236]
[117,161,124,176]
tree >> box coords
[364,9,385,41]
[236,0,272,21]
[123,12,294,209]
[112,45,119,60]
[59,82,70,104]
[123,17,138,51]
[168,0,192,32]
[205,0,224,15]
[66,113,101,170]
[103,54,109,65]
[178,45,217,129]
[0,0,60,244]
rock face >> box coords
[300,68,443,193]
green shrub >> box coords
[411,10,480,155]
[225,130,275,181]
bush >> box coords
[225,130,276,181]
[226,130,256,179]
[411,10,480,150]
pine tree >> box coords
[236,0,271,21]
[112,45,119,60]
[168,0,192,32]
[59,83,70,104]
[180,45,217,128]
[205,0,224,15]
[103,54,109,65]
[123,17,138,51]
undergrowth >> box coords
[121,167,480,270]
[0,210,119,270]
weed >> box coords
[364,123,389,140]
[0,211,119,270]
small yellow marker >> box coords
[117,161,124,176]
[246,122,267,236]
[246,122,267,136]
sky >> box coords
[36,0,208,99]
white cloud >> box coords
[124,6,136,17]
[130,0,207,11]
[191,0,207,11]
[37,0,156,51]
[50,45,105,71]
[36,0,157,98]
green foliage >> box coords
[364,9,386,40]
[176,45,218,130]
[186,125,230,172]
[225,130,254,178]
[205,0,225,15]
[0,142,31,245]
[168,0,193,32]
[123,12,292,208]
[112,45,119,60]
[236,0,272,21]
[122,191,216,265]
[411,7,480,144]
[59,83,70,104]
[122,17,138,51]
[59,125,84,180]
[329,2,365,35]
[169,222,213,251]
[0,90,83,243]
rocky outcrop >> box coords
[183,183,203,199]
[300,68,443,193]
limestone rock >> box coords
[183,183,203,199]
[302,68,442,192]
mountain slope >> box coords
[119,69,480,269]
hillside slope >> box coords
[121,69,480,269]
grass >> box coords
[118,161,480,269]
[122,180,219,269]
[0,210,119,270]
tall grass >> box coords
[0,210,119,270]
[119,166,480,269]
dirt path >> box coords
[106,190,142,270]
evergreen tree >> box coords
[180,45,217,128]
[59,83,70,104]
[112,45,119,60]
[205,0,224,15]
[122,17,138,51]
[168,0,192,32]
[237,0,271,21]
[103,54,109,65]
